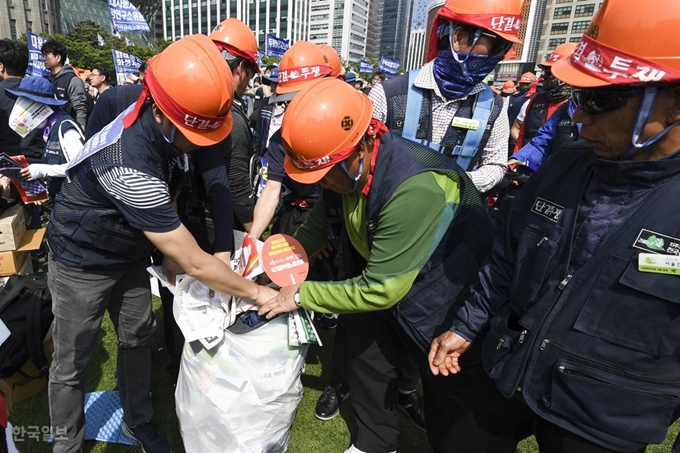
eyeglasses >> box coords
[480,31,514,56]
[571,87,644,116]
[90,73,102,77]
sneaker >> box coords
[314,381,350,421]
[319,313,339,329]
[122,422,172,453]
[398,391,426,432]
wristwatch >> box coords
[293,289,302,308]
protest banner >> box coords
[112,49,142,86]
[108,0,151,32]
[265,34,289,58]
[26,32,50,77]
[378,56,400,75]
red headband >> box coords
[279,65,332,85]
[288,118,388,173]
[570,35,680,85]
[122,65,229,130]
[214,42,258,67]
[428,12,522,61]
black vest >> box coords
[521,92,566,147]
[327,133,495,351]
[47,109,183,270]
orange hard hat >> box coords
[209,18,258,69]
[124,34,234,147]
[553,0,680,88]
[281,78,373,184]
[501,80,516,93]
[519,72,536,84]
[318,43,346,79]
[540,43,576,68]
[428,0,524,61]
[276,41,333,96]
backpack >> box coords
[53,72,94,120]
[0,275,53,379]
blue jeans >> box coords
[48,255,156,453]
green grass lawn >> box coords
[10,297,679,452]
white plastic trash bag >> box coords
[176,315,308,453]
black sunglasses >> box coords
[480,31,514,55]
[571,87,644,116]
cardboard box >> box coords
[0,205,26,252]
[0,229,45,277]
[5,338,54,405]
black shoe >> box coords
[122,422,172,453]
[315,381,350,421]
[319,313,339,329]
[398,391,426,432]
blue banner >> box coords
[265,34,289,58]
[108,0,150,32]
[112,49,142,85]
[378,56,400,75]
[26,31,50,77]
[257,49,265,66]
[359,60,374,74]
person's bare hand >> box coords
[0,176,11,197]
[19,167,32,181]
[428,330,472,376]
[257,284,299,319]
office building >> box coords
[403,0,428,70]
[162,0,310,50]
[0,0,60,39]
[364,0,378,58]
[405,28,425,70]
[366,0,412,66]
[536,0,601,65]
[307,0,369,64]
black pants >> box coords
[330,314,420,392]
[441,363,647,453]
[341,311,484,453]
[159,285,184,382]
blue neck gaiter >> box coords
[432,49,503,100]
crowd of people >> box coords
[0,0,679,451]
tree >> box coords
[261,56,280,67]
[67,20,108,48]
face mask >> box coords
[548,82,571,103]
[433,50,504,99]
[433,48,504,100]
[543,74,559,92]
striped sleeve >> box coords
[93,166,181,233]
[94,166,171,209]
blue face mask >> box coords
[433,50,503,100]
[432,27,504,100]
